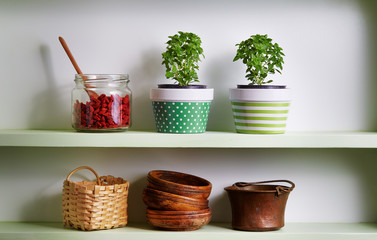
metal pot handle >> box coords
[234,180,295,195]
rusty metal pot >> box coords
[224,180,295,231]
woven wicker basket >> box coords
[63,166,129,231]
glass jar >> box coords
[71,74,131,132]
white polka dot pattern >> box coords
[152,101,211,133]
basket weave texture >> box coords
[63,166,129,231]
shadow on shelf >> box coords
[127,174,148,223]
[20,191,62,223]
[205,52,235,132]
[128,48,161,131]
[28,44,71,130]
[23,222,71,230]
[346,149,377,222]
[359,1,377,131]
[210,191,232,226]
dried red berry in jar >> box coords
[72,94,130,130]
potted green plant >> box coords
[230,34,290,134]
[150,31,214,133]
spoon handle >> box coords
[59,36,83,74]
[59,36,98,98]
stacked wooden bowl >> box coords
[143,170,212,231]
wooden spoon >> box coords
[58,36,98,98]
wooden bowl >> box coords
[147,170,212,199]
[146,208,212,231]
[147,208,211,216]
[143,187,208,211]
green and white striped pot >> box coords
[150,87,214,134]
[229,87,291,134]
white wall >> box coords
[0,0,373,131]
[1,0,377,224]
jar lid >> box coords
[75,74,129,81]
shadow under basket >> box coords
[62,166,129,231]
[224,180,295,231]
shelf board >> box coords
[1,129,377,148]
[0,222,376,240]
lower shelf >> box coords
[0,222,376,240]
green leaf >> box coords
[161,31,204,85]
[165,72,174,79]
[233,34,284,84]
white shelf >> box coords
[1,129,377,148]
[0,222,375,240]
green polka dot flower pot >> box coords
[229,87,291,134]
[150,88,214,134]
